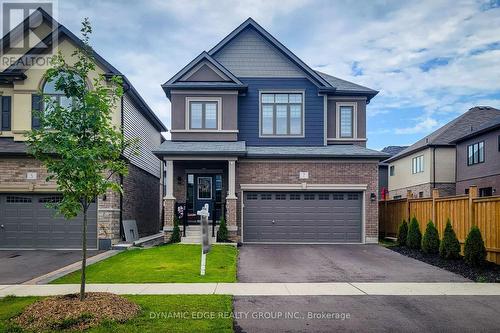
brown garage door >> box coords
[243,191,362,243]
[0,194,97,249]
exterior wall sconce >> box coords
[177,176,183,185]
[370,193,377,202]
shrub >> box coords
[170,216,181,243]
[422,220,440,254]
[464,226,487,266]
[397,220,408,246]
[217,215,229,242]
[406,217,422,249]
[439,219,461,259]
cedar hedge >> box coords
[464,226,487,267]
[406,217,422,249]
[397,220,408,246]
[422,220,440,254]
[439,219,461,259]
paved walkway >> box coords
[1,282,500,297]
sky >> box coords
[52,0,500,150]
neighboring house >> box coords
[0,9,167,250]
[452,115,500,196]
[154,18,388,244]
[378,146,408,199]
[385,106,500,199]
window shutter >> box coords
[1,96,11,131]
[31,94,42,129]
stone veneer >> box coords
[235,159,380,243]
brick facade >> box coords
[123,163,161,237]
[0,157,125,248]
[389,182,456,199]
[163,198,175,242]
[235,159,379,243]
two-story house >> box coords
[154,18,387,244]
[452,115,500,196]
[385,106,500,199]
[0,8,167,249]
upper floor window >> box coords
[467,141,484,165]
[43,72,84,109]
[412,155,424,174]
[260,92,304,137]
[389,165,395,176]
[186,97,221,130]
[336,102,357,138]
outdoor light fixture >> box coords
[370,193,377,202]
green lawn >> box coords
[0,295,233,332]
[52,244,238,284]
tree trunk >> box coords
[80,202,88,301]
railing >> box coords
[211,200,216,238]
[174,202,188,237]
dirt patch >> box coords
[13,292,140,331]
[390,246,500,282]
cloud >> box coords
[53,0,500,149]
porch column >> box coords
[226,159,238,241]
[163,159,176,242]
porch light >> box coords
[370,193,377,202]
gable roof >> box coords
[1,8,166,132]
[161,52,247,97]
[452,114,500,143]
[386,106,500,163]
[208,18,332,88]
[316,71,378,96]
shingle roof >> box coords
[315,71,378,94]
[153,141,247,156]
[0,138,28,155]
[386,106,500,162]
[452,115,500,143]
[381,146,409,156]
[246,145,388,159]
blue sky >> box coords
[54,0,500,150]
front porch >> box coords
[162,157,239,242]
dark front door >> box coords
[186,174,223,223]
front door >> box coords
[186,173,223,223]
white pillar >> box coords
[227,160,237,199]
[165,159,175,199]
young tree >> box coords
[464,226,487,266]
[439,219,461,259]
[406,216,422,249]
[27,19,135,301]
[422,220,440,254]
[397,220,408,246]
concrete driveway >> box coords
[238,244,467,282]
[0,250,101,284]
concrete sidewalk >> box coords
[1,282,500,297]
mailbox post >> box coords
[197,203,211,276]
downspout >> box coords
[119,94,125,241]
[432,146,436,189]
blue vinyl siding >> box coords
[238,78,324,146]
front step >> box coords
[181,225,218,244]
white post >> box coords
[165,159,175,199]
[197,203,210,276]
[227,160,236,199]
[200,249,206,276]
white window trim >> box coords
[411,155,424,174]
[336,102,357,139]
[258,90,306,138]
[185,96,222,131]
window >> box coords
[347,193,359,200]
[43,72,84,110]
[260,92,304,136]
[318,193,329,200]
[39,195,63,203]
[339,106,354,138]
[393,195,402,199]
[479,187,493,197]
[197,177,212,200]
[6,196,32,203]
[290,193,301,200]
[247,193,258,200]
[189,101,218,129]
[261,193,272,200]
[467,141,484,165]
[275,193,287,200]
[389,165,395,176]
[304,193,315,200]
[412,155,424,174]
[332,193,344,200]
[418,192,424,198]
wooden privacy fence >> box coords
[379,186,500,264]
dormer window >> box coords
[185,97,222,130]
[259,91,304,137]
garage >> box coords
[243,191,362,243]
[0,194,97,249]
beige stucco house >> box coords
[385,107,500,199]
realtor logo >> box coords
[1,0,58,69]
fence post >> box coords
[432,188,439,225]
[406,190,413,222]
[468,185,478,227]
